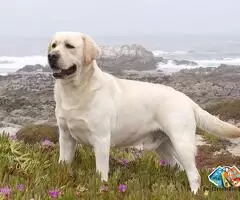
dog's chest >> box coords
[58,110,92,144]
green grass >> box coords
[0,134,240,200]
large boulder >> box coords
[97,44,158,72]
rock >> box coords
[0,73,56,126]
[97,44,158,72]
[1,48,240,133]
[1,58,240,160]
[196,134,208,146]
[99,44,154,59]
[1,60,240,158]
[0,127,20,136]
[227,143,240,156]
[0,60,14,64]
[16,64,51,73]
[1,64,240,128]
[154,57,166,63]
[16,124,59,144]
[159,65,240,106]
[172,59,198,66]
[154,57,198,66]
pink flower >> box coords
[17,184,24,191]
[160,160,167,166]
[119,159,129,166]
[0,187,11,196]
[135,151,142,159]
[9,135,17,140]
[48,189,60,198]
[118,184,127,192]
[41,139,54,147]
[100,185,109,192]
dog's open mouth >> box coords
[52,65,77,79]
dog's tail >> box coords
[191,101,240,138]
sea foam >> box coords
[0,56,47,75]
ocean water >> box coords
[1,34,240,75]
[153,51,240,71]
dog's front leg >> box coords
[92,135,110,181]
[58,125,77,164]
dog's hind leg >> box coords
[163,118,200,194]
[142,130,183,169]
[155,138,184,170]
[169,133,200,194]
[156,104,201,194]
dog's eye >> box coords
[65,43,75,49]
[52,43,57,48]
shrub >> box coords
[16,124,58,144]
[206,100,240,120]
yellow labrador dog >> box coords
[47,32,240,194]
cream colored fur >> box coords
[48,32,240,194]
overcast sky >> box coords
[0,0,239,37]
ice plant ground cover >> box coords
[0,133,240,200]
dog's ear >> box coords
[82,34,100,66]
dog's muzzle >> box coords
[48,52,59,69]
[48,52,77,79]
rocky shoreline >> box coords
[1,44,240,158]
[1,63,240,128]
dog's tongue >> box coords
[53,71,65,79]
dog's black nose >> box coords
[48,52,59,67]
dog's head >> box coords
[48,32,100,79]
